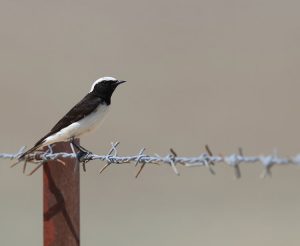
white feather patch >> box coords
[43,103,109,146]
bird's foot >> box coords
[70,139,93,169]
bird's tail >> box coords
[18,145,41,160]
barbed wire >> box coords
[1,142,300,178]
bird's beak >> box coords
[115,80,126,85]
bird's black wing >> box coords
[19,93,103,159]
[50,93,103,133]
[33,93,103,147]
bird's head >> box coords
[90,76,126,103]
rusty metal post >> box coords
[43,141,80,246]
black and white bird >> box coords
[19,76,126,160]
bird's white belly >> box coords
[44,104,109,145]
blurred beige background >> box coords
[0,0,300,245]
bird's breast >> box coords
[78,103,110,132]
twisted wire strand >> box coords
[1,142,300,178]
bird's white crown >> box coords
[90,76,117,92]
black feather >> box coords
[19,93,104,159]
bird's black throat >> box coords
[91,83,119,105]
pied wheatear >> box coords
[19,76,126,160]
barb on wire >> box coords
[204,145,216,175]
[135,148,146,178]
[99,142,120,174]
[1,143,300,178]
